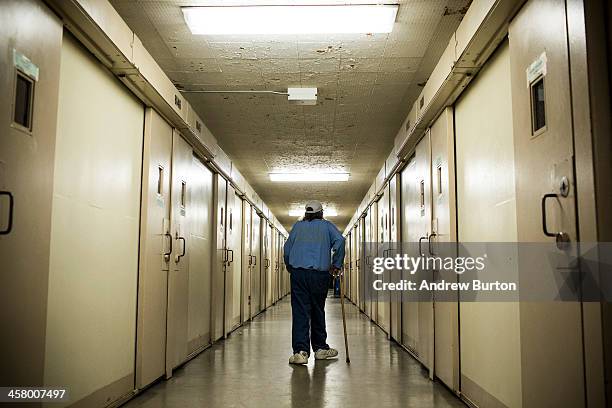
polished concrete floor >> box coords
[124,296,464,408]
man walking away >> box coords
[283,200,345,365]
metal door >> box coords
[364,208,372,318]
[225,187,242,333]
[212,174,227,341]
[166,132,192,373]
[136,108,172,388]
[400,157,419,354]
[251,212,262,315]
[400,133,434,376]
[389,174,402,342]
[264,223,272,308]
[430,108,459,392]
[242,201,252,320]
[187,156,214,353]
[377,191,389,333]
[415,132,434,376]
[371,201,379,323]
[358,218,366,311]
[510,2,584,405]
[353,225,359,306]
[0,1,62,386]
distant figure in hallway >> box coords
[283,200,345,365]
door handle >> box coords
[176,235,186,262]
[419,236,428,257]
[264,258,270,268]
[541,193,570,247]
[163,232,173,262]
[227,249,234,263]
[0,191,14,235]
[428,232,437,255]
[252,255,257,265]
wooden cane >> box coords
[339,271,350,363]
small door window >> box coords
[180,181,187,207]
[157,166,164,195]
[13,71,34,132]
[530,76,546,135]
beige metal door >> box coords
[400,157,419,354]
[358,219,365,311]
[353,225,359,307]
[212,174,227,340]
[510,2,584,406]
[370,202,379,323]
[400,132,434,375]
[389,175,402,342]
[187,156,214,354]
[251,212,262,315]
[0,0,62,387]
[45,32,144,405]
[166,132,192,373]
[455,40,522,408]
[242,202,252,320]
[364,209,372,318]
[377,191,389,333]
[136,108,172,388]
[225,187,242,332]
[264,223,272,309]
[430,108,459,392]
[416,132,434,377]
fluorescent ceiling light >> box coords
[289,208,338,217]
[269,172,350,182]
[182,5,398,35]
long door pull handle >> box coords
[227,249,234,263]
[428,233,437,255]
[0,191,14,235]
[541,193,570,245]
[163,232,173,261]
[418,236,428,257]
[176,236,186,262]
[252,255,257,265]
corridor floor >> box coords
[124,296,465,408]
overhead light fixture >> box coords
[269,172,350,182]
[289,208,338,217]
[182,4,398,35]
[181,87,318,105]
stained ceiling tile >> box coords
[379,57,422,72]
[339,58,381,73]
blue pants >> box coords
[290,267,331,354]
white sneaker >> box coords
[314,348,338,360]
[289,351,309,365]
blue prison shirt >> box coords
[284,219,345,272]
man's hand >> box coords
[329,266,341,277]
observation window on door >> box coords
[13,71,34,132]
[437,165,443,195]
[180,181,186,207]
[530,76,546,135]
[420,180,425,207]
[157,166,164,195]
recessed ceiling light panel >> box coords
[269,172,350,182]
[182,5,398,35]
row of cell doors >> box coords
[137,108,288,388]
[344,3,589,405]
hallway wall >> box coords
[0,1,290,406]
